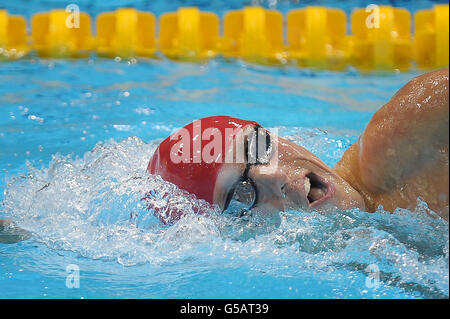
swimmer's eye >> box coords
[223,159,258,214]
[223,178,257,215]
[224,125,270,215]
[232,179,256,207]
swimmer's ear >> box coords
[0,221,32,244]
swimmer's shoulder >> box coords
[336,68,449,218]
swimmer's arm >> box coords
[353,68,449,193]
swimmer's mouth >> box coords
[304,172,335,207]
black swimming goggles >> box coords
[222,125,275,216]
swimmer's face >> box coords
[213,125,365,215]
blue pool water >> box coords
[1,0,449,299]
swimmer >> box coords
[147,68,449,222]
[1,68,448,241]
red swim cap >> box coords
[147,115,259,204]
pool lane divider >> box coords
[350,6,412,71]
[31,9,94,58]
[0,5,449,70]
[97,8,156,58]
[415,5,449,69]
[0,9,28,59]
[222,7,285,64]
[160,7,219,60]
[287,7,348,70]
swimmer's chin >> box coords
[320,185,366,213]
[256,190,366,215]
[315,168,366,212]
[303,184,366,213]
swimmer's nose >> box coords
[248,165,288,210]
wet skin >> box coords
[336,68,449,219]
[215,68,449,220]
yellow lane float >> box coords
[350,5,412,71]
[31,9,93,58]
[0,10,28,59]
[415,4,449,69]
[287,6,348,69]
[160,7,219,60]
[222,6,286,64]
[96,8,156,58]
